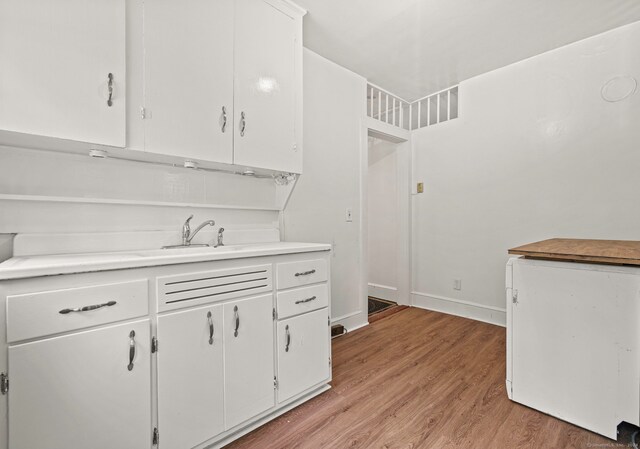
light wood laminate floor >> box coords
[227,307,616,449]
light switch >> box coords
[345,208,353,222]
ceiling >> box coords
[295,0,640,101]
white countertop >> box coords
[0,242,332,280]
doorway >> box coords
[366,132,410,320]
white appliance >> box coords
[506,256,640,439]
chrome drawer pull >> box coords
[295,295,317,305]
[239,111,246,137]
[221,106,227,133]
[207,311,214,345]
[59,300,117,314]
[294,269,316,277]
[285,325,291,352]
[233,305,240,337]
[107,73,114,107]
[128,330,136,371]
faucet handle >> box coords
[183,215,194,231]
[215,227,225,247]
[182,215,194,245]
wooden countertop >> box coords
[508,238,640,266]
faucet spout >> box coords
[186,219,216,244]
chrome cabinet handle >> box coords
[207,311,214,345]
[221,106,227,133]
[59,300,117,314]
[128,330,136,371]
[107,73,114,107]
[233,305,240,337]
[285,325,291,352]
[295,269,316,277]
[240,111,246,137]
[295,295,317,305]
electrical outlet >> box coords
[417,182,424,193]
[345,208,353,222]
[453,279,462,291]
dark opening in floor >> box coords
[368,297,396,315]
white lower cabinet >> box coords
[506,257,640,439]
[277,308,330,403]
[223,294,275,430]
[0,251,331,449]
[157,304,224,449]
[8,319,151,449]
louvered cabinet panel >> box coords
[157,265,272,312]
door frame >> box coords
[365,123,412,307]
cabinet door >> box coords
[233,0,300,172]
[0,0,126,146]
[157,304,224,449]
[144,0,234,163]
[224,294,275,429]
[8,320,151,449]
[277,308,330,403]
[511,261,640,439]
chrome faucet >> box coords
[182,215,215,246]
[214,227,225,247]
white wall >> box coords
[367,137,398,301]
[283,49,368,331]
[411,21,640,326]
[0,146,281,254]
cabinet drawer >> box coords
[7,280,148,343]
[276,259,327,290]
[277,284,328,320]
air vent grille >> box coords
[157,265,272,312]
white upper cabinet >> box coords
[233,0,302,173]
[141,0,304,173]
[143,0,234,163]
[0,0,304,172]
[0,0,126,147]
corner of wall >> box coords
[0,234,15,263]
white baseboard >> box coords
[346,321,369,333]
[331,310,361,323]
[411,292,506,327]
[332,310,368,333]
[368,283,397,302]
